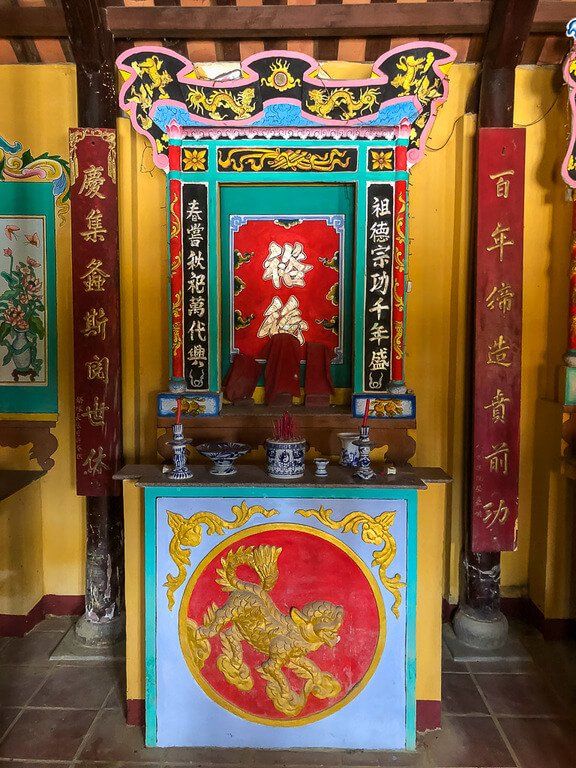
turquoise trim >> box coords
[405,488,418,749]
[0,182,57,413]
[144,486,159,746]
[144,482,418,749]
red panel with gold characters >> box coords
[70,129,121,496]
[471,128,525,552]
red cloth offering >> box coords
[305,342,334,395]
[223,353,262,404]
[264,333,301,405]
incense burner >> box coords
[265,438,307,479]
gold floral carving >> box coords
[394,191,406,273]
[182,148,207,172]
[393,320,403,362]
[69,128,116,186]
[295,506,406,618]
[370,150,393,171]
[165,502,279,609]
[169,190,181,239]
[218,147,353,173]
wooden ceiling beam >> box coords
[2,1,576,42]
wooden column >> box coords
[454,0,537,647]
[63,0,124,645]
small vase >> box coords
[338,432,360,468]
[266,438,306,479]
[11,329,34,372]
[314,458,329,477]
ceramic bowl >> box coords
[195,441,251,475]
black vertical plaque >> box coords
[364,182,394,391]
[182,183,210,390]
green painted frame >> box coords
[143,483,418,749]
[0,181,58,413]
[169,134,409,395]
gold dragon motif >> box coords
[184,544,343,716]
[390,52,442,106]
[218,147,352,173]
[306,87,380,120]
[186,87,256,121]
[294,506,405,618]
[164,502,279,609]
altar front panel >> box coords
[145,487,416,750]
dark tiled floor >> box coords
[0,618,575,767]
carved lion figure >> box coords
[184,544,344,716]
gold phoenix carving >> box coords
[164,502,279,609]
[295,506,405,618]
[218,147,353,173]
[184,544,343,716]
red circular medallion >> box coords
[178,524,384,725]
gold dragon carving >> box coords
[184,544,344,717]
[164,502,279,609]
[306,87,380,120]
[390,52,442,106]
[186,87,256,121]
[218,147,353,173]
[294,506,406,618]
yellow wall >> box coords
[0,65,85,615]
[1,62,574,621]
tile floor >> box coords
[0,617,574,767]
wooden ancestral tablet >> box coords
[157,406,416,465]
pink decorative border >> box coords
[116,44,456,171]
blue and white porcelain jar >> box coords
[338,432,360,468]
[265,438,306,479]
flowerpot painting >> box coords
[0,215,47,384]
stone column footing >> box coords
[74,612,124,647]
[452,604,509,651]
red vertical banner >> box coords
[168,143,184,385]
[70,129,122,496]
[471,128,525,552]
[392,142,407,384]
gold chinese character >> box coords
[79,165,105,199]
[483,388,511,424]
[85,355,109,384]
[487,223,514,262]
[82,446,109,475]
[80,396,109,427]
[486,282,514,315]
[489,170,514,199]
[480,499,510,529]
[81,208,107,243]
[81,259,110,292]
[81,308,108,340]
[487,335,512,367]
[484,442,509,475]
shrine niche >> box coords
[117,45,455,421]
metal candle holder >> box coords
[353,425,375,481]
[168,422,193,480]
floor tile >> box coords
[0,763,70,768]
[29,663,119,709]
[441,644,468,674]
[78,709,184,762]
[0,666,50,706]
[442,673,488,715]
[466,658,536,674]
[0,632,62,666]
[342,748,424,766]
[499,716,576,768]
[253,749,342,766]
[0,708,20,739]
[421,715,515,767]
[476,673,565,717]
[31,616,76,633]
[0,707,96,759]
